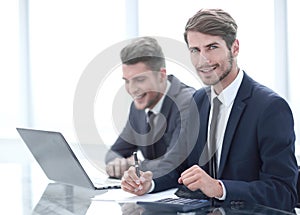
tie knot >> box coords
[147,110,154,118]
[213,97,222,109]
[146,110,155,123]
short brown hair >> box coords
[184,9,238,49]
[120,37,165,71]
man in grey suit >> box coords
[105,37,195,179]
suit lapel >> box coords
[217,101,245,177]
[197,94,210,168]
[152,113,167,142]
[152,75,180,141]
[218,73,252,177]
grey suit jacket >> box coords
[105,75,195,176]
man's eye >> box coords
[209,45,218,50]
[136,77,145,82]
[190,48,199,54]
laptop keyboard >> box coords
[93,177,121,189]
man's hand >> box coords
[106,156,135,178]
[121,166,153,196]
[178,165,223,198]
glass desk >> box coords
[1,166,295,215]
[29,182,296,215]
[0,139,298,215]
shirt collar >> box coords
[211,70,244,107]
[146,80,171,115]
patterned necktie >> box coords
[209,97,222,179]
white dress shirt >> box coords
[209,70,244,200]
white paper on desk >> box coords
[92,188,178,203]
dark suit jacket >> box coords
[153,72,298,211]
[105,75,195,175]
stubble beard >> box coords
[201,52,234,87]
[145,91,162,109]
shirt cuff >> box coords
[215,180,226,200]
[147,180,155,193]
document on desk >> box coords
[92,188,178,203]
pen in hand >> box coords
[133,152,140,177]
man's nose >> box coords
[128,81,138,94]
[196,52,209,65]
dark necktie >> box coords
[146,110,154,132]
[145,110,156,159]
[209,97,222,179]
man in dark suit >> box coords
[121,9,298,212]
[105,37,195,179]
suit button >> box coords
[230,201,236,205]
[230,200,245,209]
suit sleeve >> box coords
[105,112,138,164]
[105,137,138,164]
[140,87,195,177]
[151,93,202,191]
[221,97,298,211]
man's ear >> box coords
[159,68,167,82]
[232,39,239,57]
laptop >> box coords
[16,128,121,190]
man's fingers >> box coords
[106,157,131,178]
[121,167,141,193]
[136,171,153,195]
[178,177,183,184]
[106,162,115,177]
[126,155,135,166]
[121,168,154,196]
[178,165,204,186]
[114,158,121,178]
[140,171,153,182]
[120,158,129,175]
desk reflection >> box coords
[33,183,296,215]
[118,202,295,215]
[32,183,106,215]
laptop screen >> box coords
[17,128,96,189]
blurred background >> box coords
[1,0,299,156]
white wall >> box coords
[1,0,299,158]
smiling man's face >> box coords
[122,62,166,110]
[187,31,239,93]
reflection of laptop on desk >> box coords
[33,182,105,215]
[16,128,121,190]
